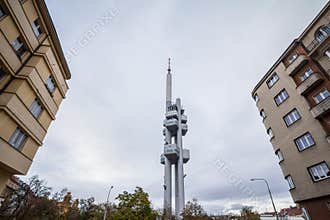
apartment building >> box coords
[0,0,70,194]
[252,2,330,220]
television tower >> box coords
[161,58,190,220]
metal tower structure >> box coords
[161,58,190,220]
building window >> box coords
[267,128,274,139]
[313,89,330,104]
[275,150,284,162]
[9,127,27,149]
[29,99,42,118]
[0,3,5,18]
[253,94,259,103]
[45,75,55,93]
[287,52,298,64]
[267,73,279,88]
[274,89,289,106]
[308,162,330,182]
[326,201,330,211]
[283,109,301,126]
[316,25,330,42]
[325,48,330,58]
[295,132,315,151]
[11,37,26,57]
[300,67,313,82]
[32,19,42,37]
[0,65,7,80]
[260,109,266,120]
[285,175,295,189]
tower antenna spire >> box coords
[167,58,171,74]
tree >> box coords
[239,206,260,220]
[0,175,60,219]
[112,187,158,220]
[181,198,210,220]
[79,197,104,220]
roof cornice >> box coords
[35,0,71,79]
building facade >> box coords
[0,0,70,194]
[252,2,330,220]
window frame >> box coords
[294,132,315,152]
[32,18,42,37]
[274,89,289,106]
[0,65,7,81]
[8,127,27,150]
[45,75,56,94]
[316,25,330,42]
[11,36,27,58]
[313,88,330,104]
[285,175,295,190]
[266,73,279,88]
[253,94,259,103]
[260,109,266,120]
[300,67,314,82]
[275,149,284,163]
[287,52,298,64]
[325,48,330,58]
[267,128,274,140]
[308,161,330,182]
[283,108,301,127]
[29,99,43,118]
[0,2,6,19]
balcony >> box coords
[164,144,179,164]
[183,149,190,163]
[0,138,32,175]
[311,97,330,118]
[182,124,188,136]
[164,118,178,133]
[307,25,330,53]
[297,73,323,95]
[286,55,309,76]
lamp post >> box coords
[103,186,114,220]
[250,178,279,220]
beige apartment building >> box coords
[252,2,330,220]
[0,0,70,194]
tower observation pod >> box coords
[161,58,190,220]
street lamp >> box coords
[103,186,114,220]
[250,178,279,220]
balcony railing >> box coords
[311,96,330,118]
[297,73,323,95]
[307,25,330,52]
[286,55,308,76]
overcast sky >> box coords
[25,0,328,214]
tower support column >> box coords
[164,158,172,219]
[175,163,179,218]
[176,98,185,219]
